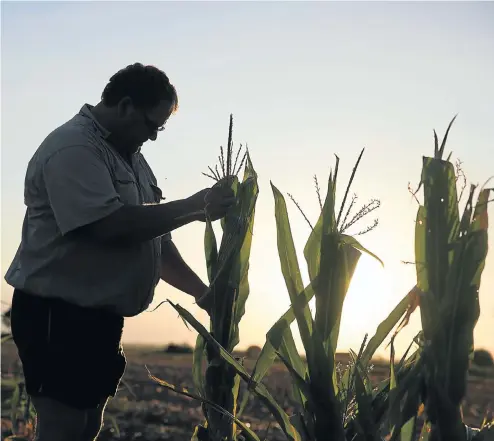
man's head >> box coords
[97,63,178,154]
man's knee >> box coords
[32,396,87,441]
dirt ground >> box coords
[2,341,493,441]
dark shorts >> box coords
[10,289,126,410]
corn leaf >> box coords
[303,171,337,284]
[340,234,384,267]
[271,182,314,349]
[459,186,477,238]
[9,382,20,423]
[307,324,345,441]
[250,281,316,386]
[437,115,458,159]
[289,413,313,441]
[277,327,309,408]
[389,379,422,441]
[323,242,361,358]
[204,219,218,284]
[1,333,13,343]
[233,161,257,331]
[275,350,315,410]
[419,421,431,441]
[302,170,347,357]
[105,415,121,438]
[250,324,309,412]
[354,365,378,439]
[275,347,316,440]
[271,180,343,438]
[167,300,302,441]
[361,290,413,366]
[421,155,460,301]
[193,335,207,398]
[237,387,250,418]
[415,206,429,293]
[469,188,491,286]
[471,188,490,232]
[388,343,424,441]
[232,371,242,436]
[147,370,260,441]
[400,417,416,441]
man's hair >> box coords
[101,63,178,112]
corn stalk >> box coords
[150,115,263,441]
[196,115,258,441]
[411,116,493,441]
[255,152,381,441]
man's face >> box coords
[115,98,175,154]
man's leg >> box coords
[31,396,87,441]
[10,290,125,441]
[81,397,109,441]
[31,396,109,441]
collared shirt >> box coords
[4,104,171,317]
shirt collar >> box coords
[79,104,112,140]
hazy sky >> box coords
[1,1,493,358]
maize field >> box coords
[1,116,493,441]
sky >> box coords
[1,1,493,359]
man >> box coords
[4,63,235,441]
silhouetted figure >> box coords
[5,63,234,441]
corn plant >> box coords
[1,305,13,343]
[194,115,258,441]
[0,307,35,439]
[155,150,422,441]
[410,116,493,441]
[384,117,493,441]
[1,376,36,440]
[239,151,424,441]
[149,115,270,441]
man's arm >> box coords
[81,200,201,244]
[160,238,211,310]
[43,145,234,244]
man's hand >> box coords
[187,182,235,222]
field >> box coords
[2,341,493,441]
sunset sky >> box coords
[2,1,493,358]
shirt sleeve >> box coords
[163,231,172,241]
[43,145,124,235]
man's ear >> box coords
[116,96,134,118]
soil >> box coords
[1,342,493,441]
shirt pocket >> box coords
[113,171,140,205]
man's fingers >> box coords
[205,196,235,211]
[205,188,233,203]
[205,191,235,205]
[215,190,235,200]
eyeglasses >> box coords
[143,113,165,133]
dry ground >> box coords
[2,341,493,441]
